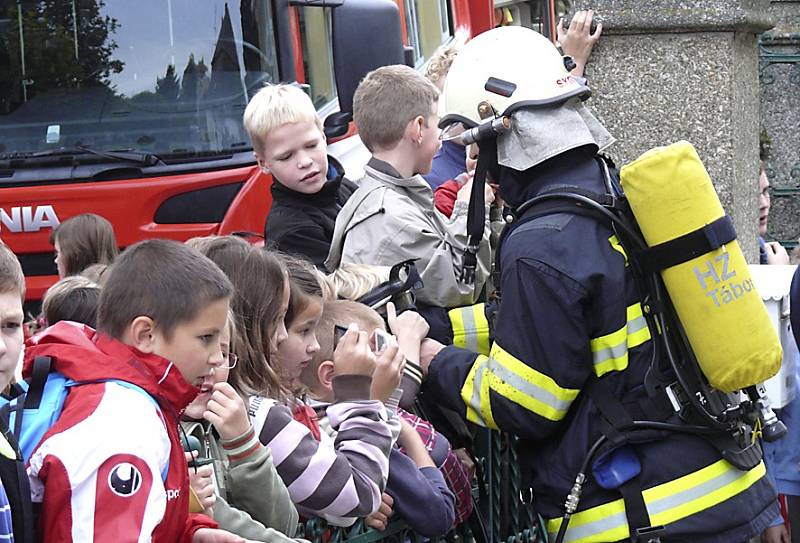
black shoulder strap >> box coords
[25,356,53,411]
[0,425,35,542]
[637,215,737,274]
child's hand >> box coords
[204,382,251,441]
[186,454,216,515]
[455,179,495,205]
[371,337,405,403]
[387,304,429,344]
[557,10,602,77]
[333,324,376,377]
[761,524,790,543]
[397,417,416,449]
[192,528,249,542]
[365,493,394,531]
[765,241,790,265]
[397,417,435,468]
[419,338,446,375]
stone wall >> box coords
[759,0,800,246]
[566,0,772,261]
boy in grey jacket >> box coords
[326,65,492,308]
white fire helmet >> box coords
[438,26,591,132]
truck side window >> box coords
[297,6,336,110]
[405,0,452,67]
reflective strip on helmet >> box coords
[591,303,652,377]
[546,459,767,543]
[608,235,628,266]
[450,303,491,356]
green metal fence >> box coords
[296,429,546,543]
[759,32,800,250]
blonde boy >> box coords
[244,84,357,267]
[325,65,492,308]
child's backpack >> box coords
[0,356,167,477]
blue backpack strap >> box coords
[7,369,170,483]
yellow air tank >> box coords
[620,141,781,392]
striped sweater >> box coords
[248,375,398,526]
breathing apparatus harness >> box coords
[460,115,786,543]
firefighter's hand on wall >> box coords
[558,9,603,78]
[419,338,446,375]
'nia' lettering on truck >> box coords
[0,205,60,233]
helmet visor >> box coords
[439,121,468,142]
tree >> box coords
[156,64,180,101]
[0,0,123,113]
[180,54,210,104]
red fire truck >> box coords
[0,0,556,306]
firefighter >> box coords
[405,26,779,543]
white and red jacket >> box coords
[23,322,217,542]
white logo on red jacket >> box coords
[108,462,143,497]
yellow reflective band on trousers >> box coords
[590,303,652,377]
[450,303,491,356]
[459,344,580,426]
[546,459,767,543]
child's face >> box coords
[268,275,291,355]
[0,291,23,390]
[414,111,441,175]
[53,240,67,279]
[184,321,232,420]
[257,120,329,194]
[151,297,229,385]
[275,297,322,388]
[759,164,771,237]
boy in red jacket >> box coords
[25,239,250,543]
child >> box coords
[196,237,395,526]
[303,300,473,533]
[0,242,35,543]
[24,239,247,542]
[326,65,493,308]
[50,213,118,278]
[41,275,101,328]
[273,255,323,394]
[183,312,301,542]
[243,84,357,268]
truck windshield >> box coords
[0,0,279,158]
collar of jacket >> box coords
[365,157,435,202]
[325,157,431,272]
[271,155,345,207]
[500,145,604,209]
[24,321,200,412]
